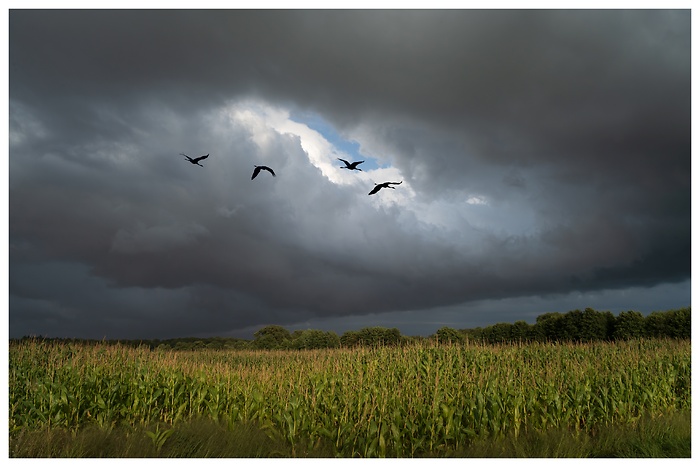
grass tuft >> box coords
[10,411,690,458]
[449,411,691,458]
[10,418,337,458]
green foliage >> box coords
[341,327,403,347]
[17,307,689,350]
[9,410,690,457]
[534,312,564,341]
[463,307,689,345]
[339,330,361,347]
[661,307,691,339]
[613,311,646,340]
[511,321,531,342]
[9,418,318,458]
[436,327,464,345]
[253,325,292,349]
[289,330,340,350]
[453,411,690,458]
[490,322,518,343]
[645,311,667,338]
[145,424,175,454]
[569,308,612,342]
[9,338,691,458]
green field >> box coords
[9,338,691,457]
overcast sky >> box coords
[8,9,691,339]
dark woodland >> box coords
[15,307,690,351]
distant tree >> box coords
[358,327,379,346]
[578,308,611,342]
[340,330,361,347]
[320,330,341,349]
[664,307,691,339]
[644,311,668,338]
[173,341,193,351]
[223,338,251,350]
[291,329,341,350]
[384,327,402,346]
[534,312,564,342]
[486,323,515,344]
[613,310,646,340]
[560,309,584,341]
[602,310,617,340]
[436,327,464,345]
[461,326,486,342]
[290,330,305,340]
[511,321,532,343]
[192,340,206,349]
[526,322,546,342]
[254,325,292,342]
[356,327,401,347]
[253,325,292,349]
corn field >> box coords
[9,338,690,457]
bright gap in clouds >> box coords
[289,110,385,172]
[236,101,534,237]
[226,100,527,244]
[230,100,405,193]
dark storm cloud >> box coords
[9,10,690,339]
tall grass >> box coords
[9,339,690,457]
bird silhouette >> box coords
[252,165,276,180]
[338,158,364,171]
[181,153,209,167]
[368,181,402,195]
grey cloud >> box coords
[9,10,690,339]
[111,222,210,254]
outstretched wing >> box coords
[352,160,365,168]
[265,166,276,177]
[193,154,209,163]
[337,158,351,167]
[368,185,382,195]
[389,181,402,186]
[252,166,261,180]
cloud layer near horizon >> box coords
[9,10,690,338]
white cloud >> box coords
[217,99,520,243]
[467,195,489,205]
[225,99,372,186]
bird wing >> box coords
[389,181,402,186]
[337,158,350,166]
[368,185,382,195]
[252,167,261,179]
[266,167,276,176]
[353,160,365,167]
[180,153,192,161]
[193,154,209,163]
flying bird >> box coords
[181,153,209,167]
[338,158,364,171]
[368,181,403,195]
[252,165,276,180]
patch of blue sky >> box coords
[289,110,384,171]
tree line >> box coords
[15,307,690,350]
[447,307,690,345]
